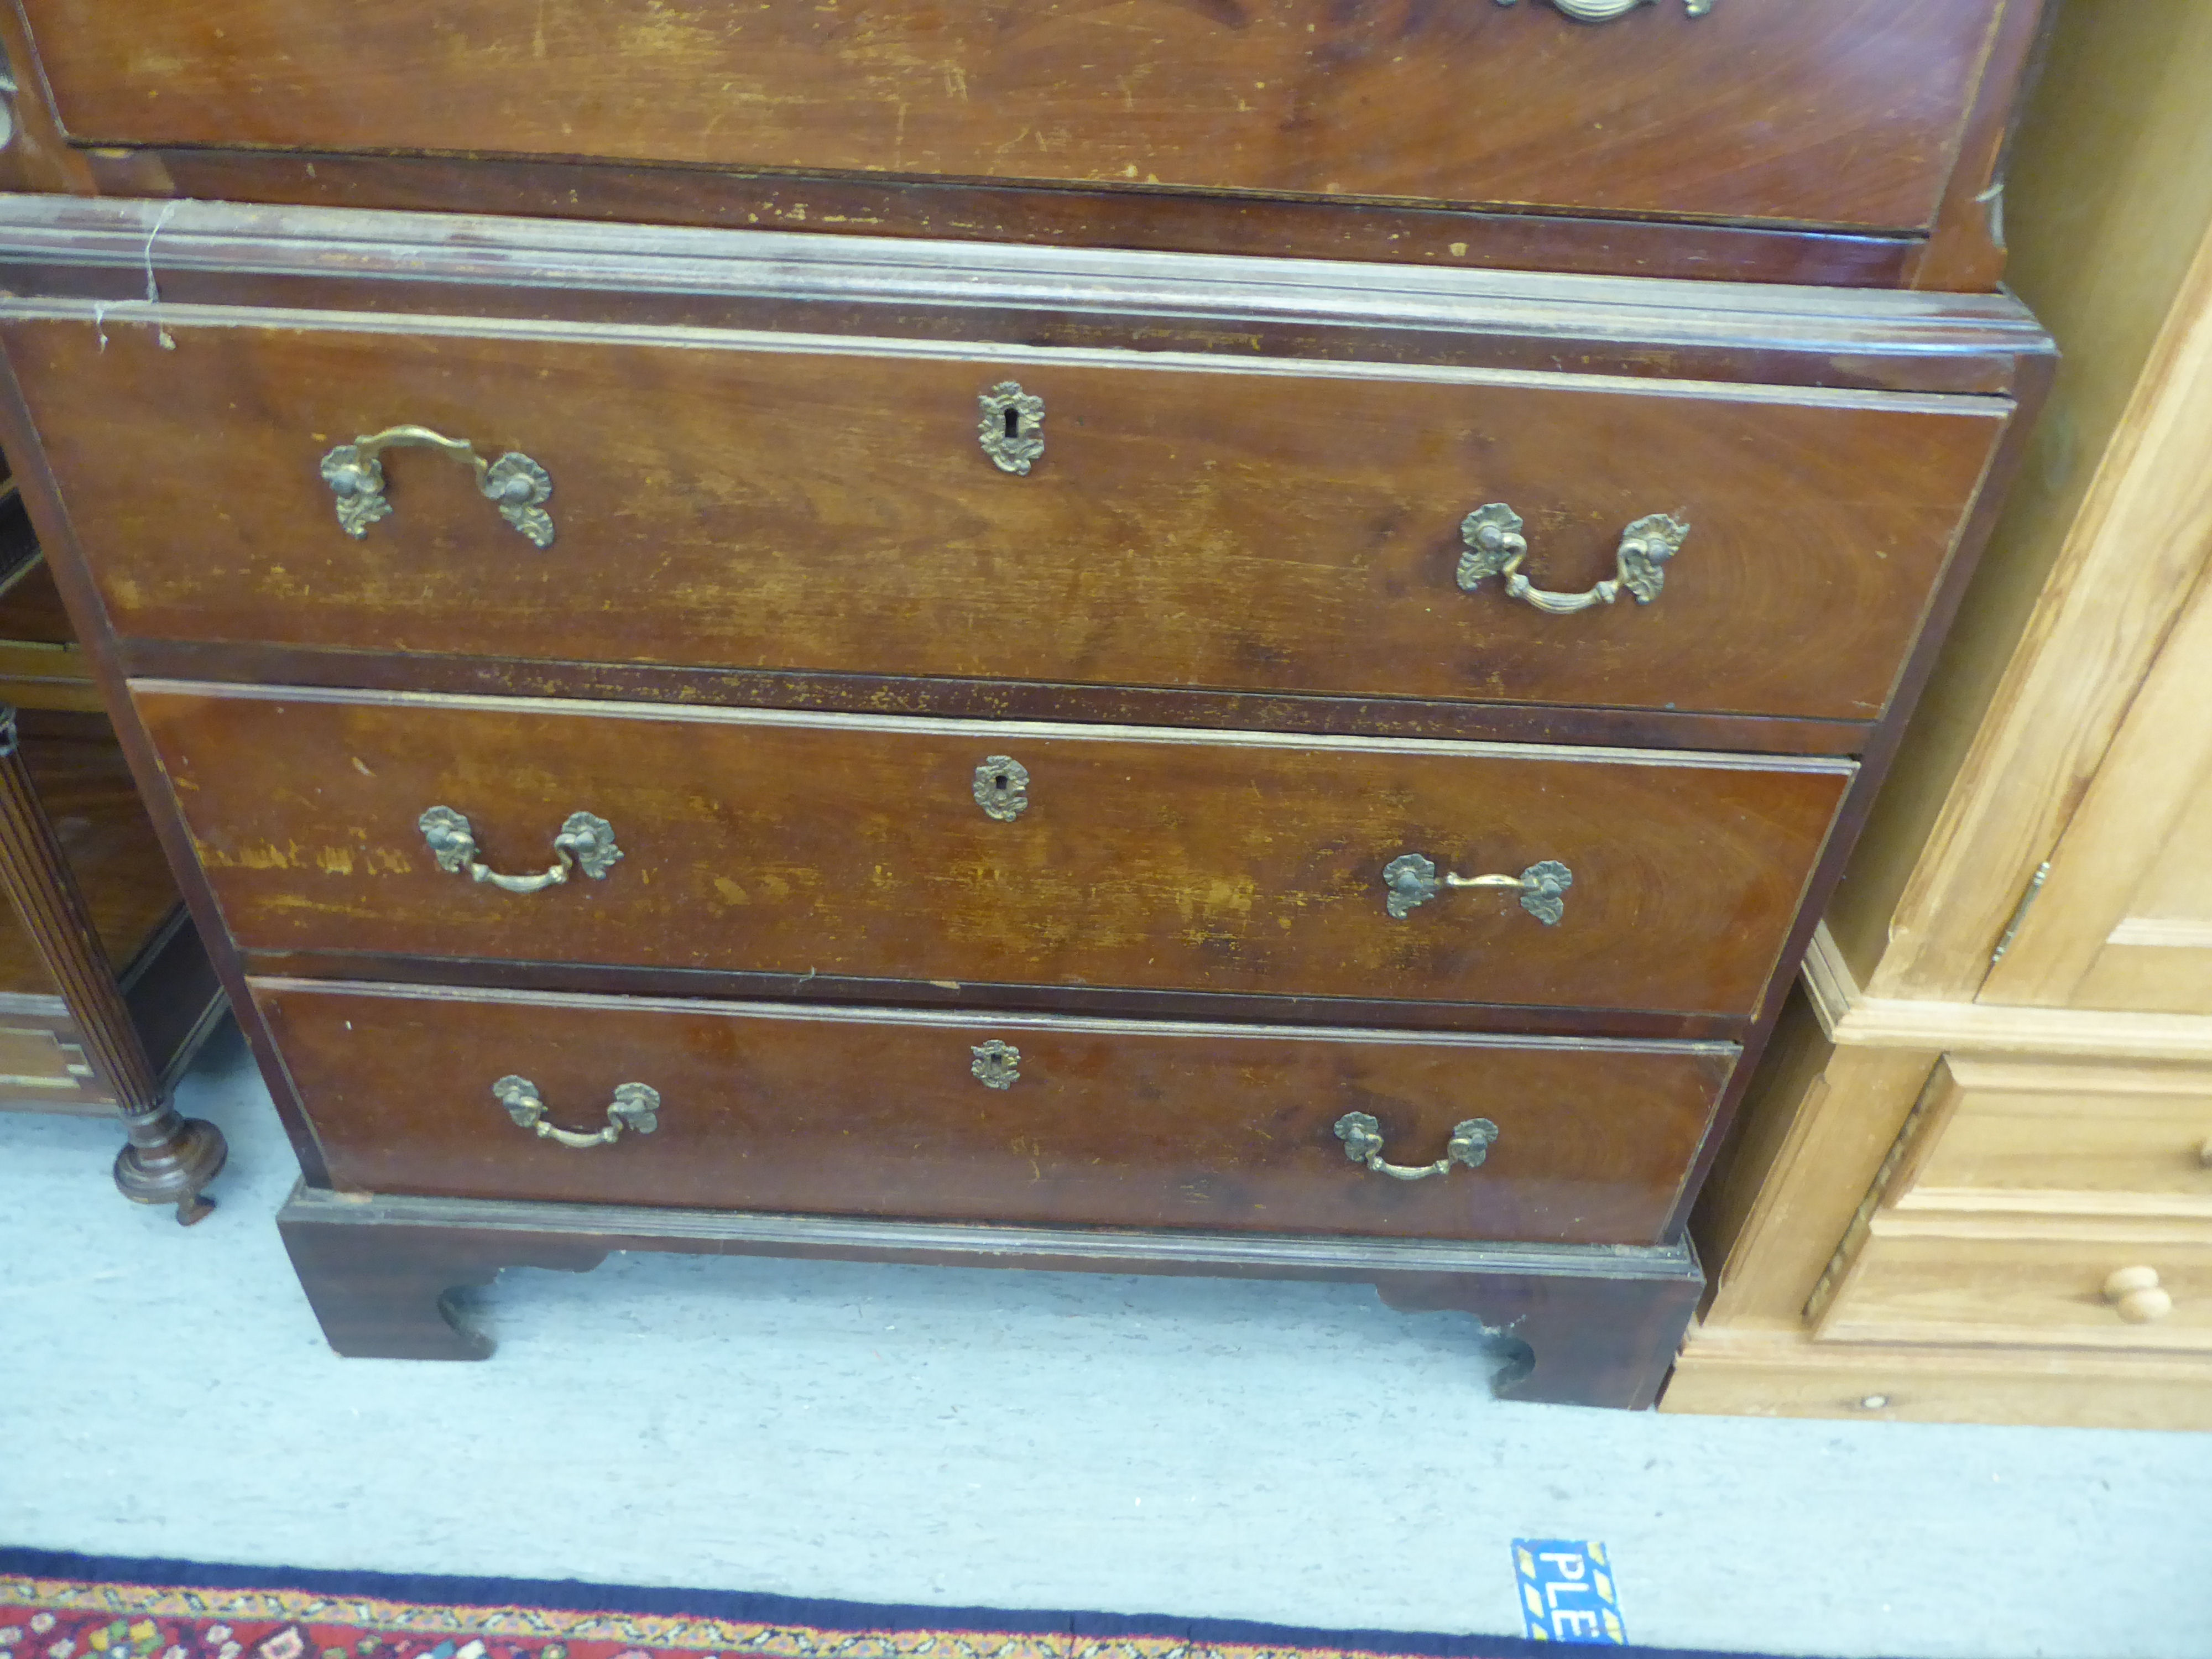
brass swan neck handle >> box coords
[494,1076,661,1149]
[1334,1112,1500,1181]
[321,424,554,547]
[1383,853,1573,925]
[1458,503,1689,616]
[419,805,622,894]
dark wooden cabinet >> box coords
[0,0,2057,1403]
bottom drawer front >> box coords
[1819,1217,2212,1351]
[255,979,1733,1245]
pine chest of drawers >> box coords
[0,0,2056,1406]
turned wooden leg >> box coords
[1375,1265,1702,1410]
[278,1191,611,1359]
[0,705,227,1223]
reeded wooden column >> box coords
[0,705,225,1221]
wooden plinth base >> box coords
[276,1183,1702,1409]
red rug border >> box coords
[0,1547,1814,1659]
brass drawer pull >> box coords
[320,425,555,547]
[1383,852,1572,924]
[1494,0,1714,19]
[1459,503,1689,615]
[419,805,622,893]
[1334,1112,1500,1181]
[494,1074,660,1149]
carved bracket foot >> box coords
[278,1187,610,1359]
[1374,1260,1702,1409]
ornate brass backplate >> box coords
[978,382,1045,474]
[973,756,1030,821]
[971,1039,1021,1089]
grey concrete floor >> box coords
[5,1019,2210,1659]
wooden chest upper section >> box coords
[0,2,2052,283]
[7,0,2014,229]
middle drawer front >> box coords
[10,319,2009,723]
[254,978,1736,1245]
[140,685,1851,1019]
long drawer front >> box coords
[19,0,2018,232]
[143,684,1851,1018]
[8,320,2007,724]
[255,979,1734,1244]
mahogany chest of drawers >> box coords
[0,0,2056,1406]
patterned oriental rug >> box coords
[0,1549,1820,1659]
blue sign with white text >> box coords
[1512,1539,1627,1644]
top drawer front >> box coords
[18,0,2016,233]
[9,320,2006,726]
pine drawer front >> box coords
[144,685,1850,1019]
[1890,1058,2212,1219]
[253,978,1733,1244]
[18,0,2021,232]
[1815,1215,2212,1353]
[4,319,2007,725]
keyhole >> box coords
[1003,408,1021,440]
[992,773,1010,793]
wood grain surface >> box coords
[1663,1323,2212,1429]
[273,1177,1706,1403]
[1979,557,2212,1015]
[137,685,1851,1019]
[1855,182,2212,998]
[8,320,2006,725]
[1817,1214,2212,1352]
[0,712,185,996]
[255,977,1733,1244]
[16,0,2015,231]
[121,148,1927,289]
[1889,1057,2212,1218]
[0,196,2055,394]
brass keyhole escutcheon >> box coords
[971,1039,1021,1089]
[978,381,1045,474]
[973,755,1030,821]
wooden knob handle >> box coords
[2103,1266,2173,1324]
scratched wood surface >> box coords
[135,685,1849,1020]
[0,712,183,998]
[6,321,2006,726]
[16,0,2013,231]
[254,977,1733,1244]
